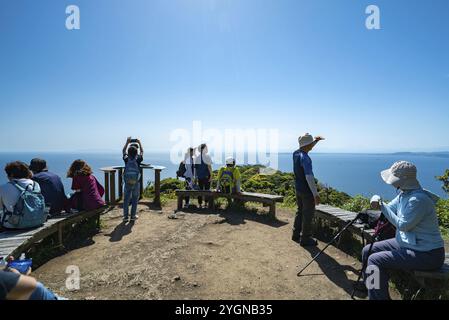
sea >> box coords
[0,152,447,200]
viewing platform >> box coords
[100,164,166,207]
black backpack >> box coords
[176,161,187,178]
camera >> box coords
[358,209,382,228]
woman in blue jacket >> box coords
[364,161,445,300]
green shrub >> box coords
[436,199,449,237]
[437,169,449,195]
[342,195,370,213]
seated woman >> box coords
[0,162,42,225]
[66,160,105,212]
[1,257,62,300]
[363,161,445,300]
[29,158,67,216]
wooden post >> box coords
[118,168,123,201]
[269,202,276,219]
[110,171,116,205]
[139,168,144,200]
[154,169,161,207]
[177,194,183,212]
[104,172,110,205]
[58,225,63,247]
[208,196,215,211]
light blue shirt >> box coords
[381,189,444,252]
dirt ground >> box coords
[33,201,396,300]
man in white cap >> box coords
[292,133,325,246]
[362,161,445,300]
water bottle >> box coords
[8,253,33,274]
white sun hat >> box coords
[225,157,235,165]
[298,133,315,148]
[380,161,421,190]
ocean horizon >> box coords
[0,151,447,200]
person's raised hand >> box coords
[315,136,325,141]
[127,137,132,143]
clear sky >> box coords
[0,0,448,153]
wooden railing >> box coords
[100,164,165,207]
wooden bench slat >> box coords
[0,206,108,259]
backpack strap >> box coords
[10,180,35,193]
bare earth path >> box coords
[34,202,380,300]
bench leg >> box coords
[177,196,183,212]
[58,225,64,248]
[208,198,216,211]
[269,203,276,219]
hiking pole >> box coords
[350,222,390,299]
[297,212,362,277]
[350,236,376,299]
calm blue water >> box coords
[0,152,447,200]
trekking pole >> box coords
[297,212,362,277]
[350,222,389,299]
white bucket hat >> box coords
[298,133,315,148]
[226,157,235,165]
[381,161,421,190]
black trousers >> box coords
[292,192,315,240]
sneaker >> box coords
[130,215,139,222]
[300,238,318,247]
[123,217,129,222]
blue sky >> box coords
[0,0,448,153]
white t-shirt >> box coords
[0,179,41,213]
[183,157,195,179]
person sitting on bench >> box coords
[364,161,445,300]
[66,160,105,212]
[29,158,67,216]
[1,257,62,300]
[216,157,241,194]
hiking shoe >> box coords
[292,235,301,243]
[130,215,139,222]
[353,281,368,294]
[300,238,318,247]
[123,217,129,222]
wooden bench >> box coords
[315,205,449,298]
[175,190,284,218]
[0,206,109,262]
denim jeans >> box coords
[123,183,140,219]
[362,238,445,300]
[29,282,58,300]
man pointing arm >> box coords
[292,133,325,247]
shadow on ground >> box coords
[301,246,367,299]
[105,221,135,242]
[179,204,289,229]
